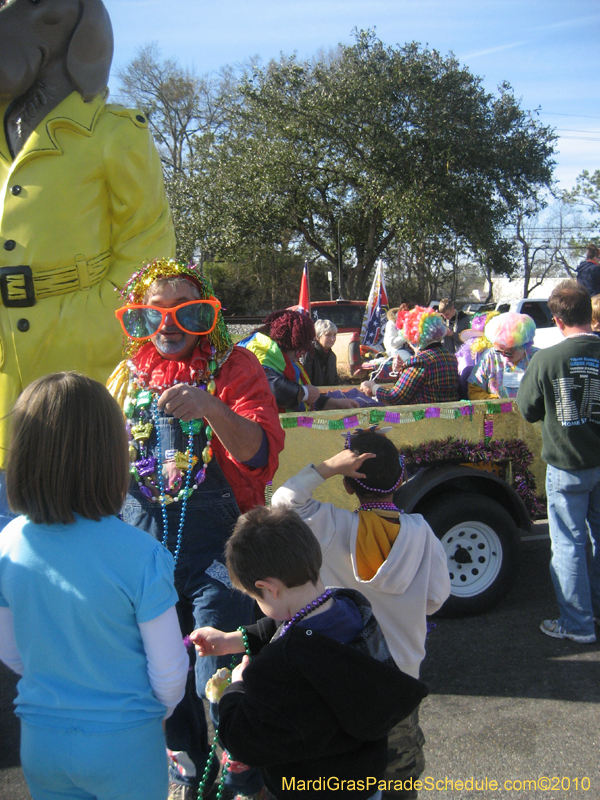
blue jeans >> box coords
[546,464,600,636]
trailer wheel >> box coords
[421,492,521,617]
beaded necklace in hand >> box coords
[197,626,252,800]
[124,345,229,565]
[198,594,333,797]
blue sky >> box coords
[103,0,600,191]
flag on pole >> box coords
[360,260,389,347]
[298,261,311,315]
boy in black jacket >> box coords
[190,506,427,800]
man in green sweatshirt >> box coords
[517,280,600,644]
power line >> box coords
[557,135,600,142]
[540,111,600,121]
[555,128,600,135]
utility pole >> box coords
[337,219,343,299]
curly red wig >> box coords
[260,309,315,353]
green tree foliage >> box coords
[193,30,556,299]
[566,169,600,247]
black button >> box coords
[17,318,30,332]
[136,115,146,123]
[11,185,22,196]
[3,240,16,251]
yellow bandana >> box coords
[355,510,401,580]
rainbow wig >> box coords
[484,312,536,349]
[119,258,232,358]
[402,306,448,349]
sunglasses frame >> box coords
[115,298,222,340]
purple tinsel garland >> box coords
[397,436,545,519]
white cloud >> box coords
[460,41,530,60]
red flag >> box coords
[298,261,310,315]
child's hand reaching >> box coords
[190,627,244,657]
[315,449,376,481]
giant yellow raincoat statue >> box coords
[0,0,175,461]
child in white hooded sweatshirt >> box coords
[271,429,450,800]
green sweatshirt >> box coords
[516,335,600,470]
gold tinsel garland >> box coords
[119,258,232,358]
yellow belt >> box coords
[0,251,110,306]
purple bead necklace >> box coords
[356,501,403,513]
[280,588,333,635]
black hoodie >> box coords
[218,588,428,799]
[576,258,600,297]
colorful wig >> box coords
[119,258,232,358]
[259,309,315,353]
[402,306,447,349]
[395,304,412,332]
[459,310,500,356]
[484,312,536,349]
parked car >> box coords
[461,301,496,315]
[495,298,562,349]
[311,299,367,380]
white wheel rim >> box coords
[440,521,503,598]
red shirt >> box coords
[213,347,285,512]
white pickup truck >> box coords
[494,298,562,349]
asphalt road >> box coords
[2,524,599,800]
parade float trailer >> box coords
[273,398,545,618]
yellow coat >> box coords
[0,90,175,460]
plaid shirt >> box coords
[376,343,460,405]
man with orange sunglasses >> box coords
[109,258,284,800]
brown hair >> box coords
[225,506,322,595]
[438,298,455,314]
[548,280,592,327]
[6,372,129,525]
[586,244,600,261]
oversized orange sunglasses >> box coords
[115,299,221,340]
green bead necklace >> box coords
[197,626,252,800]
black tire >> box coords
[421,492,521,617]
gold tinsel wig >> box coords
[119,259,232,358]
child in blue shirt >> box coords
[0,372,188,800]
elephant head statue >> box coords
[0,0,114,156]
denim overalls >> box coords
[122,410,257,791]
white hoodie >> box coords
[383,320,408,357]
[272,466,451,678]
